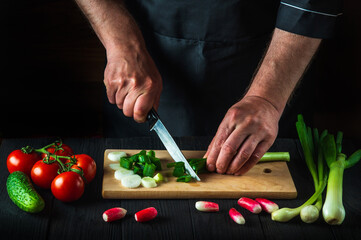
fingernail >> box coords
[216,168,225,174]
[207,164,215,172]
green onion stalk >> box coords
[299,128,329,223]
[321,134,361,225]
[290,115,327,223]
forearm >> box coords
[74,0,144,53]
[245,28,322,114]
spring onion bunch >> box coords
[272,114,361,224]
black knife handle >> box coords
[147,107,159,130]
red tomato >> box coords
[51,171,85,202]
[66,154,97,183]
[31,160,60,189]
[41,143,74,162]
[7,149,41,176]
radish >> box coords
[195,201,219,212]
[102,207,127,222]
[237,197,262,214]
[108,151,127,162]
[229,208,245,225]
[135,207,158,222]
[255,198,279,213]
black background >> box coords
[1,0,361,141]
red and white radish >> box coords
[229,208,245,225]
[102,207,127,222]
[237,197,262,214]
[255,198,279,213]
[195,201,219,212]
[135,207,158,222]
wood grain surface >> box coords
[102,149,297,199]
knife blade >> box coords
[147,108,201,181]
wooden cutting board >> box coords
[102,149,297,199]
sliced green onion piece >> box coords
[153,173,164,183]
[149,156,162,171]
[120,157,133,169]
[109,163,122,170]
[141,177,157,188]
[114,167,134,181]
[143,163,156,177]
[121,174,141,188]
[147,150,156,158]
[108,151,127,162]
[139,155,151,164]
[176,175,193,182]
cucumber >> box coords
[6,171,45,213]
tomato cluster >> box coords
[6,141,96,202]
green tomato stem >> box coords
[21,146,34,154]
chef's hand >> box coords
[205,96,280,175]
[104,45,163,123]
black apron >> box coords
[103,0,315,138]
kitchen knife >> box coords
[147,108,201,181]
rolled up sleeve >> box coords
[276,0,343,39]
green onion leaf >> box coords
[322,134,337,168]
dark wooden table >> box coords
[1,137,360,240]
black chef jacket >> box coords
[103,0,342,138]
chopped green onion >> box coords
[133,165,143,176]
[147,150,156,158]
[120,157,133,169]
[172,165,185,177]
[149,156,162,171]
[153,173,164,183]
[143,163,156,177]
[176,175,193,182]
[138,150,146,156]
[141,177,157,188]
[187,158,207,173]
[138,155,151,164]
